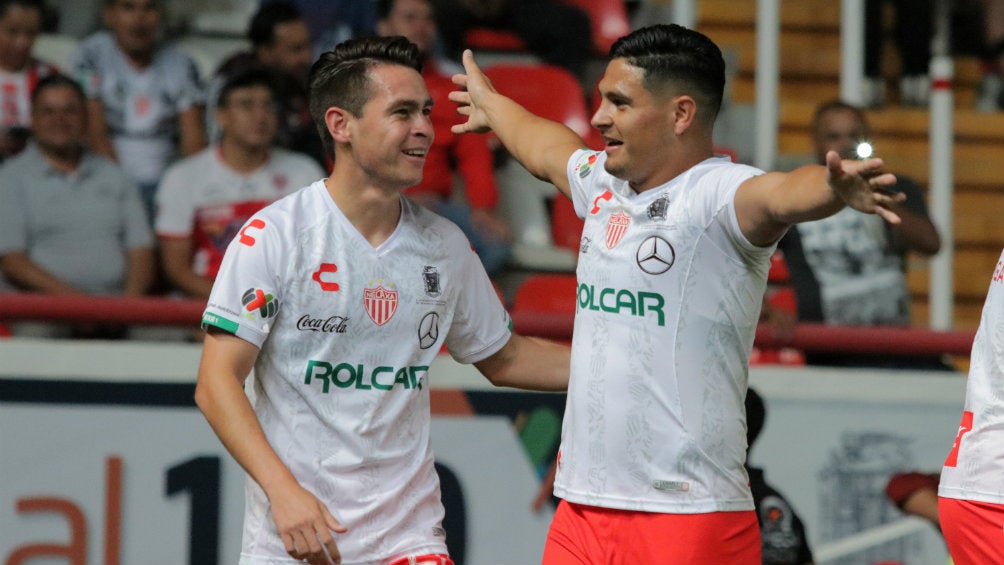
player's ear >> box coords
[325,106,352,144]
[670,95,697,135]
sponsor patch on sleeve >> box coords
[202,312,239,334]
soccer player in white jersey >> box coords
[156,68,324,299]
[938,251,1004,564]
[450,24,903,563]
[195,36,570,565]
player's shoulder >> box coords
[256,181,327,231]
[403,197,471,250]
[72,32,114,66]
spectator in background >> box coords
[209,1,326,168]
[745,387,815,565]
[155,69,323,299]
[0,74,154,337]
[71,0,206,220]
[377,0,512,275]
[977,0,1004,110]
[777,100,943,368]
[863,0,932,107]
[264,0,377,56]
[0,0,56,160]
[431,0,592,80]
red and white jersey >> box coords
[553,150,772,514]
[939,247,1004,504]
[203,180,511,564]
[155,146,323,279]
[0,60,57,129]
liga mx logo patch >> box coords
[364,283,398,326]
[606,211,631,248]
[242,287,279,319]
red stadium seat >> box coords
[558,0,630,55]
[768,251,791,284]
[512,274,578,315]
[484,63,593,139]
[551,196,584,253]
[463,27,526,52]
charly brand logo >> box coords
[242,287,279,319]
[296,314,348,333]
[239,218,265,246]
[312,263,340,292]
[591,190,613,215]
[364,282,398,326]
[606,211,631,248]
[418,312,440,349]
[647,195,670,220]
[422,266,441,297]
[636,236,675,275]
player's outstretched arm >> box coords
[195,330,348,564]
[474,334,570,391]
[449,50,586,199]
[734,150,903,246]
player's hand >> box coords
[268,482,347,564]
[825,150,904,224]
[449,49,495,135]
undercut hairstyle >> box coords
[31,73,85,106]
[248,1,302,49]
[307,35,423,157]
[609,24,726,125]
[811,99,870,137]
[217,67,277,107]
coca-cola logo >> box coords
[296,314,349,333]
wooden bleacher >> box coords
[697,0,1004,331]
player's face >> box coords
[105,0,160,58]
[259,20,313,82]
[31,85,87,154]
[592,58,676,190]
[0,5,41,72]
[348,64,433,190]
[218,85,278,151]
[377,0,437,57]
[812,108,867,163]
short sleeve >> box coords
[202,213,285,347]
[154,162,196,236]
[116,168,154,249]
[0,165,27,255]
[443,243,511,364]
[173,53,205,111]
[565,149,604,219]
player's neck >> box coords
[323,170,402,247]
[218,140,270,174]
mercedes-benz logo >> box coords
[636,236,675,274]
[418,312,440,349]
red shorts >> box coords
[939,497,1004,565]
[542,500,761,565]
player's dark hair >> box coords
[609,24,725,125]
[745,386,766,451]
[31,73,84,105]
[217,67,277,107]
[248,1,302,49]
[308,35,423,157]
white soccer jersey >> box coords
[72,32,204,185]
[939,247,1004,504]
[552,150,773,514]
[203,181,511,565]
[155,146,324,279]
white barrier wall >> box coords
[1,339,964,564]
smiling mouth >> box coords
[403,149,427,158]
